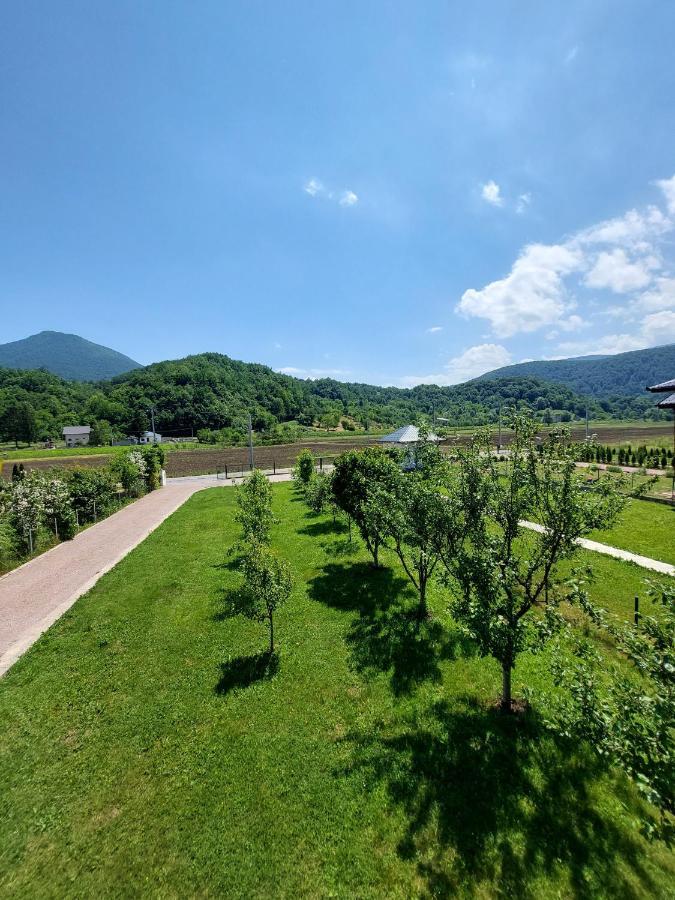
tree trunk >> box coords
[418,575,428,619]
[501,660,512,712]
[372,538,379,568]
[269,612,274,654]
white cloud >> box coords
[305,178,359,208]
[458,174,675,339]
[481,180,503,207]
[339,190,358,207]
[426,325,443,333]
[578,206,670,249]
[656,175,675,215]
[642,309,675,345]
[584,248,655,294]
[636,277,675,313]
[556,309,675,357]
[516,192,532,214]
[565,45,579,64]
[458,242,583,337]
[304,177,323,197]
[400,343,511,387]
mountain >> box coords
[475,344,675,397]
[0,331,141,382]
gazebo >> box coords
[377,424,440,444]
[647,377,675,456]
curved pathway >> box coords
[0,472,669,677]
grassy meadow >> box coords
[0,482,673,897]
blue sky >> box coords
[2,1,675,385]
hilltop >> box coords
[0,331,141,381]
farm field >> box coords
[0,483,672,897]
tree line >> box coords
[1,352,669,447]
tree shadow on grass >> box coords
[341,696,659,898]
[299,518,348,538]
[309,562,472,696]
[215,650,279,695]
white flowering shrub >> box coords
[10,472,46,548]
[127,450,148,478]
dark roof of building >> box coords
[647,378,675,392]
[656,392,675,409]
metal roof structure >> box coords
[62,426,91,435]
[656,392,675,409]
[647,378,675,392]
[378,424,440,444]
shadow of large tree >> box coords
[341,696,658,898]
[309,562,472,696]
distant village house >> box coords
[139,431,162,444]
[62,426,91,448]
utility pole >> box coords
[149,406,157,443]
[248,413,254,471]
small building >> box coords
[139,430,162,444]
[63,426,91,448]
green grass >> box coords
[0,484,673,897]
[587,498,675,566]
[0,442,204,463]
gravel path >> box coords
[0,473,669,677]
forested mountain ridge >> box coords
[0,331,141,381]
[0,349,667,445]
[476,343,675,397]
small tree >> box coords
[234,543,293,653]
[445,415,625,712]
[331,447,401,567]
[383,473,454,618]
[304,470,333,515]
[235,469,276,547]
[292,449,315,487]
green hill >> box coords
[475,344,675,397]
[0,331,141,381]
[0,349,666,446]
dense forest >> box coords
[476,342,675,397]
[0,352,668,446]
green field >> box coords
[588,498,675,565]
[0,483,672,897]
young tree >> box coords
[303,470,333,515]
[235,469,276,547]
[292,449,315,487]
[445,415,625,712]
[331,447,401,567]
[233,543,293,654]
[383,473,454,618]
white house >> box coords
[63,426,91,448]
[139,430,162,444]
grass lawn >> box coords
[0,484,673,897]
[587,497,675,566]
